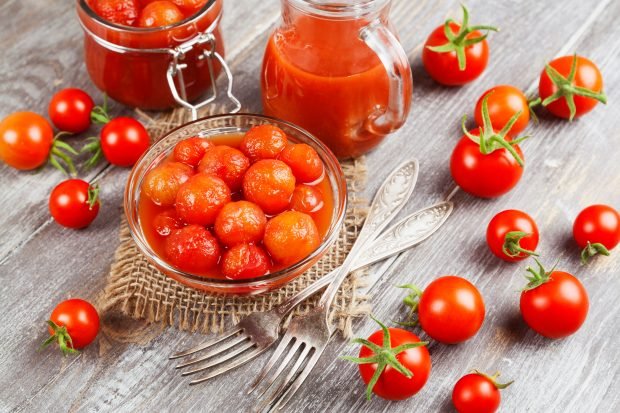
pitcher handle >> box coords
[360,21,412,135]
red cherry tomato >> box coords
[450,132,524,198]
[173,136,213,167]
[45,298,100,354]
[142,161,194,206]
[486,209,539,262]
[49,179,100,229]
[197,145,250,192]
[221,243,270,280]
[93,0,140,26]
[344,317,430,401]
[214,201,267,247]
[153,209,183,236]
[0,112,54,170]
[520,261,589,339]
[171,0,207,14]
[417,276,485,344]
[538,55,606,120]
[278,143,324,183]
[474,86,530,137]
[242,159,296,215]
[175,173,231,226]
[137,1,184,28]
[263,211,320,265]
[240,124,288,162]
[100,117,150,167]
[48,88,95,134]
[290,184,324,214]
[165,225,221,273]
[573,204,620,263]
[452,371,512,413]
[422,6,497,86]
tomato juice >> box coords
[261,5,412,158]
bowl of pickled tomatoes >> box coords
[124,114,347,294]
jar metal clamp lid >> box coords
[78,16,241,120]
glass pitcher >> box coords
[261,0,412,158]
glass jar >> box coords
[77,0,235,113]
[261,0,413,159]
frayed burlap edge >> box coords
[99,106,372,338]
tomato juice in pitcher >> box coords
[261,0,412,158]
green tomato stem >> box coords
[342,315,427,400]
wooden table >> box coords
[1,0,619,411]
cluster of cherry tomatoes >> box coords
[345,209,618,409]
[487,206,620,266]
[0,88,152,354]
[0,88,151,229]
[344,5,615,412]
[140,125,330,279]
[421,5,607,200]
[87,0,208,28]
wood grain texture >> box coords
[1,0,619,412]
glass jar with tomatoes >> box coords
[76,0,231,111]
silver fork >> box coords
[170,161,419,380]
[249,161,425,411]
[170,199,451,384]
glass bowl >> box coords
[124,114,347,295]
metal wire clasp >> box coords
[166,32,241,120]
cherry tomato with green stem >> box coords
[451,95,527,198]
[399,275,485,344]
[536,55,606,120]
[422,5,498,86]
[85,117,150,167]
[573,204,620,264]
[486,209,539,262]
[48,88,95,134]
[0,112,78,174]
[42,298,100,355]
[520,259,589,339]
[452,371,513,413]
[49,179,101,229]
[343,316,430,401]
[474,85,530,137]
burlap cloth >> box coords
[100,107,371,338]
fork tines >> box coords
[171,327,262,385]
[249,329,328,411]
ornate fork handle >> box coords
[367,201,453,264]
[316,160,419,310]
